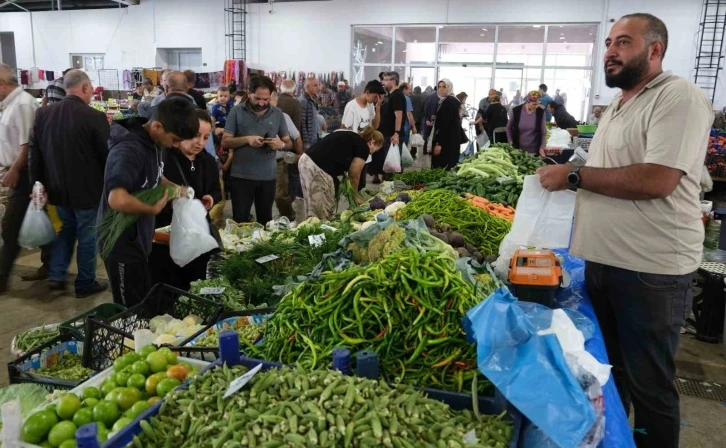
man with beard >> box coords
[537,13,712,448]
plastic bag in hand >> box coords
[383,144,402,173]
[409,133,425,148]
[18,182,55,249]
[400,143,414,168]
[170,195,219,267]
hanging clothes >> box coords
[196,73,210,89]
[45,71,55,81]
[123,70,133,90]
[20,70,29,85]
[38,70,45,81]
[142,69,159,86]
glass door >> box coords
[494,65,524,108]
[438,63,492,150]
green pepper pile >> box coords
[245,249,485,392]
[132,364,512,448]
[397,190,511,255]
[393,168,449,186]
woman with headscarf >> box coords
[506,90,547,157]
[430,79,463,170]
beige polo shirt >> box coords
[0,86,37,167]
[570,72,713,275]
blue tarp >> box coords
[553,249,635,448]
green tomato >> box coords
[40,442,53,448]
[178,361,193,371]
[124,400,151,420]
[56,394,82,421]
[111,417,133,432]
[96,424,109,443]
[127,373,146,390]
[112,357,130,373]
[107,372,118,384]
[48,421,77,447]
[138,345,157,358]
[93,400,120,428]
[115,387,142,411]
[45,404,58,416]
[115,370,131,387]
[59,440,77,448]
[146,352,167,374]
[100,381,116,397]
[21,412,54,443]
[72,407,93,428]
[130,360,150,376]
[124,352,141,364]
[155,378,181,398]
[157,347,177,365]
[82,397,99,409]
[82,387,100,400]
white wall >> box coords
[0,0,720,107]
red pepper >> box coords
[287,333,296,343]
[375,327,388,339]
[453,361,470,368]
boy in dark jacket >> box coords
[97,98,199,307]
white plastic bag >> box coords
[409,133,424,148]
[18,182,55,249]
[506,175,577,248]
[546,128,572,148]
[383,144,402,173]
[476,132,490,150]
[170,193,219,267]
[400,143,414,168]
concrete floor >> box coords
[2,152,726,446]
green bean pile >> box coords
[393,168,449,186]
[14,326,59,352]
[245,249,485,392]
[397,190,511,255]
[132,364,513,448]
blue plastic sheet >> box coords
[553,250,635,448]
[464,287,597,448]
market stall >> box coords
[1,144,633,448]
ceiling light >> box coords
[372,48,376,52]
[533,25,541,28]
[558,25,563,28]
[559,37,565,40]
[480,34,485,37]
[377,41,383,44]
[482,28,487,31]
[588,33,593,36]
[560,33,564,35]
[403,50,407,52]
[413,40,418,43]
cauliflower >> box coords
[384,201,406,217]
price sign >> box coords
[320,224,338,232]
[223,363,263,399]
[308,234,326,247]
[255,254,279,264]
[199,287,226,295]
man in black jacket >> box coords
[183,70,208,110]
[29,70,109,297]
[97,98,199,307]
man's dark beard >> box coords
[247,99,267,113]
[605,50,649,90]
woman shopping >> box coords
[430,79,463,170]
[149,109,222,290]
[506,90,547,157]
[477,94,509,144]
[298,127,384,220]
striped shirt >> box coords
[46,78,66,103]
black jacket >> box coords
[552,106,579,130]
[96,117,163,261]
[188,88,208,110]
[156,148,222,228]
[29,96,110,209]
[431,96,462,170]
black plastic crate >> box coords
[58,302,127,341]
[83,283,224,371]
[8,333,95,392]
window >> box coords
[545,25,597,67]
[543,68,592,121]
[352,65,390,95]
[438,26,495,63]
[497,26,545,65]
[70,53,104,71]
[395,26,436,65]
[353,27,393,65]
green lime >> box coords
[72,407,93,428]
[82,386,100,400]
[47,421,77,447]
[156,378,181,398]
[57,394,82,421]
[92,400,120,428]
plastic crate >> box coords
[174,309,274,361]
[83,283,224,371]
[8,333,95,392]
[573,136,592,150]
[59,303,127,340]
[106,355,521,448]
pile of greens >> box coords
[189,277,268,312]
[393,168,449,186]
[0,384,49,432]
[34,354,94,381]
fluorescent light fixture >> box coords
[377,41,383,44]
[402,50,407,52]
[372,48,376,52]
[559,37,565,40]
[480,34,485,36]
[533,25,541,28]
[558,25,563,27]
[482,28,487,31]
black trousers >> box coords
[0,170,53,282]
[228,177,276,225]
[585,262,693,448]
[104,256,152,308]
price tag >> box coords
[223,363,263,399]
[308,234,326,247]
[255,254,279,264]
[497,176,514,184]
[199,287,226,295]
[320,224,338,232]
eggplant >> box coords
[449,232,465,248]
[369,197,386,210]
[421,214,435,228]
[396,192,412,203]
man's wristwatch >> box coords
[567,166,582,188]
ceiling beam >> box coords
[109,0,139,5]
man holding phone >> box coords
[222,76,293,224]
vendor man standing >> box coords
[537,13,712,448]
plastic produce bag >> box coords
[400,143,414,168]
[464,287,602,448]
[546,127,572,148]
[459,141,476,163]
[170,193,219,267]
[383,144,402,173]
[409,133,424,148]
[476,132,490,150]
[18,182,55,249]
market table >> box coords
[553,250,635,448]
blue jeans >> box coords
[49,207,97,289]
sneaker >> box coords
[76,280,108,299]
[21,264,49,281]
[48,280,66,291]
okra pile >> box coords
[246,249,485,392]
[132,364,513,448]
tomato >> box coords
[156,378,181,398]
[130,360,150,376]
[138,345,157,358]
[124,400,151,420]
[48,421,77,447]
[39,442,53,448]
[178,361,193,371]
[21,412,54,443]
[59,440,77,448]
[166,364,189,382]
[96,424,109,443]
[57,394,82,420]
[124,352,141,364]
[115,387,142,411]
[112,357,130,373]
[82,387,100,400]
[82,397,99,409]
[127,373,146,390]
[93,400,120,428]
[45,404,57,416]
[157,347,177,365]
[111,417,133,432]
[71,407,93,428]
[147,396,161,405]
[145,372,167,395]
[115,369,131,387]
[146,352,167,373]
[100,381,116,397]
[107,373,118,384]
